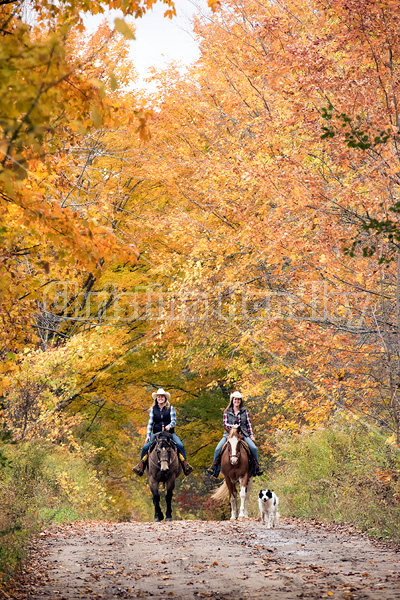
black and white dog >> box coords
[258,489,280,528]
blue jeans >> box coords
[213,437,226,463]
[141,433,186,460]
[213,435,259,475]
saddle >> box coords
[241,439,251,456]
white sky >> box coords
[85,0,209,88]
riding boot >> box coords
[177,451,193,476]
[207,455,221,478]
[133,456,147,476]
[254,461,263,477]
[182,460,193,476]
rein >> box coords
[149,451,163,469]
[149,440,174,469]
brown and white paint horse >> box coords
[211,427,253,519]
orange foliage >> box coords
[128,0,400,440]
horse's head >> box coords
[227,427,242,466]
[154,432,174,472]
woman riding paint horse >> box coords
[207,391,263,477]
[211,426,253,520]
[133,388,193,476]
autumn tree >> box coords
[129,0,400,444]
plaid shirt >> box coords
[223,408,253,438]
[147,405,176,437]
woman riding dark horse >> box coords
[133,388,193,476]
[146,430,181,521]
[207,391,263,477]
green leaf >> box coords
[114,18,135,40]
[109,73,118,91]
[91,105,102,127]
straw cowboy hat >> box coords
[230,391,243,400]
[152,388,171,401]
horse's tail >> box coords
[211,480,229,501]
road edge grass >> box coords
[254,413,400,544]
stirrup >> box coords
[182,461,193,476]
[207,464,220,478]
[133,461,145,476]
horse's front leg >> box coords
[230,491,238,520]
[149,478,164,522]
[225,479,237,520]
[239,485,246,518]
[239,476,252,518]
[165,480,175,522]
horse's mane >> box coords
[227,427,241,439]
[149,431,175,452]
[156,430,174,441]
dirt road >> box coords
[6,519,400,600]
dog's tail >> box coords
[211,480,229,501]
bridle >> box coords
[150,435,174,471]
[227,430,243,466]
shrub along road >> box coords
[5,519,400,600]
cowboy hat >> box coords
[152,388,171,401]
[230,391,243,400]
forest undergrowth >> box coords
[0,439,149,582]
[260,414,400,544]
[0,441,106,580]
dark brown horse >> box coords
[211,428,253,519]
[146,431,181,522]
